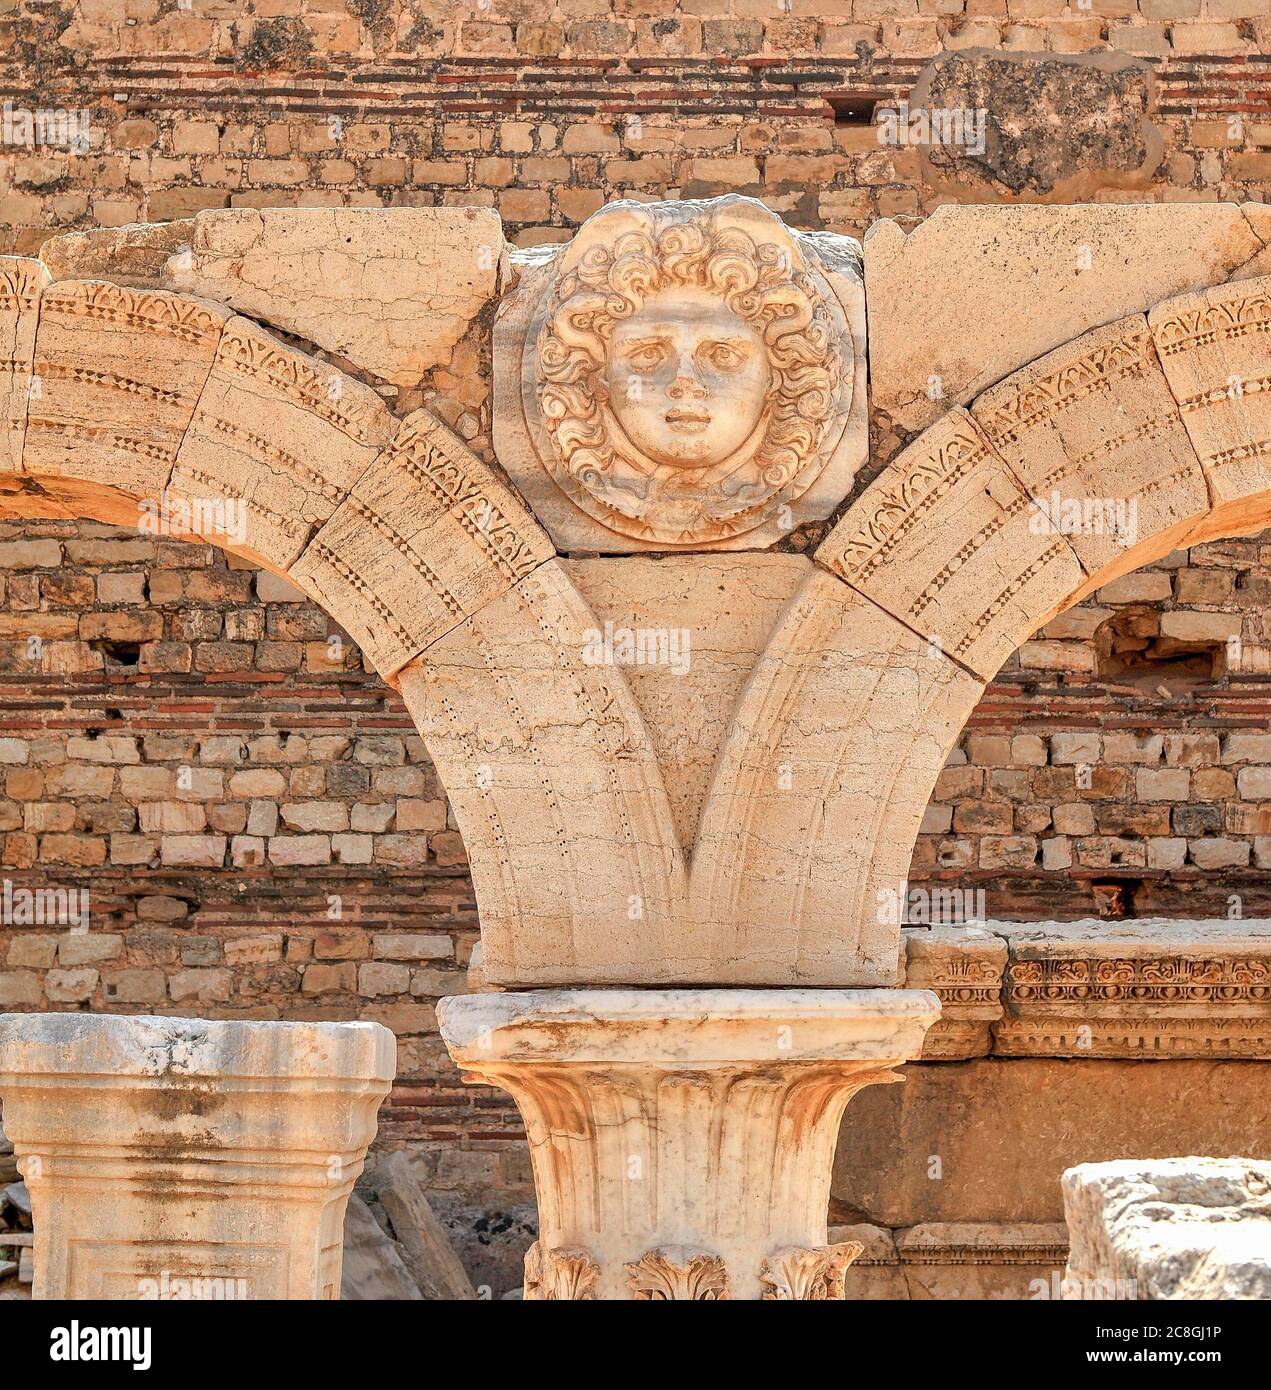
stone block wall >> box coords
[0,3,1270,252]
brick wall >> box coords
[0,3,1269,252]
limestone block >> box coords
[834,1058,1271,1227]
[495,195,866,553]
[902,925,1006,1059]
[0,1012,395,1300]
[396,561,687,986]
[40,221,195,288]
[25,281,228,522]
[816,409,1084,682]
[164,207,505,388]
[291,407,554,677]
[373,1151,477,1300]
[971,315,1210,587]
[866,204,1263,432]
[560,552,812,854]
[830,1224,909,1300]
[993,918,1271,1058]
[1148,275,1271,544]
[689,570,983,986]
[897,1223,1070,1301]
[340,1194,423,1301]
[439,987,939,1300]
[170,316,393,571]
[0,257,49,476]
[1063,1158,1271,1299]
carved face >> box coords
[604,287,772,470]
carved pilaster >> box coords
[439,988,940,1301]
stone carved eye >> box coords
[702,341,746,371]
[623,343,667,373]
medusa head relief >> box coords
[496,196,866,551]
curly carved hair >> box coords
[537,209,843,505]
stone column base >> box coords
[439,988,940,1300]
[0,1013,395,1300]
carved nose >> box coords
[668,372,706,400]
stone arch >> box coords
[3,253,1267,994]
[767,272,1271,984]
[0,255,686,991]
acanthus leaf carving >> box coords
[523,1241,600,1301]
[758,1241,864,1301]
[625,1247,731,1301]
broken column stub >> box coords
[0,1013,395,1300]
[439,988,939,1300]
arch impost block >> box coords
[0,1014,395,1300]
[439,988,939,1300]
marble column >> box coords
[439,987,939,1300]
[0,1013,395,1300]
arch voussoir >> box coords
[0,256,48,475]
[23,278,230,528]
[815,406,1085,683]
[971,311,1210,596]
[1148,272,1271,546]
[290,406,556,679]
[164,313,394,573]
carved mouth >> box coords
[665,407,710,432]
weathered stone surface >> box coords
[164,207,505,388]
[1149,274,1271,545]
[397,560,686,986]
[909,51,1162,201]
[41,221,195,288]
[1063,1158,1271,1300]
[25,281,229,524]
[496,195,866,552]
[902,926,1006,1060]
[561,552,811,853]
[692,569,982,986]
[816,409,1084,682]
[834,1058,1271,1227]
[0,1012,395,1299]
[440,987,939,1300]
[374,1151,476,1300]
[993,918,1271,1059]
[0,257,48,476]
[170,315,393,571]
[292,407,553,677]
[867,205,1263,433]
[971,315,1210,589]
[897,1222,1070,1301]
[340,1194,423,1301]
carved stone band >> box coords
[0,1013,395,1300]
[438,988,940,1299]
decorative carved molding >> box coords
[627,1247,731,1301]
[524,1242,600,1301]
[759,1242,863,1300]
[440,990,938,1300]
